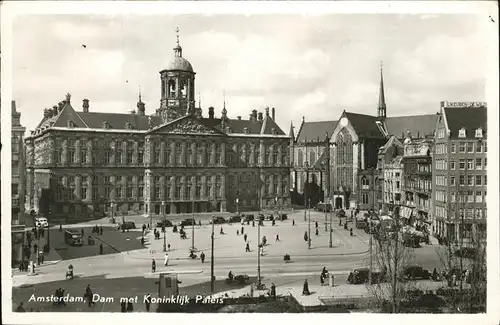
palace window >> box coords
[127,141,134,164]
[138,186,144,199]
[467,159,474,169]
[450,161,456,170]
[476,191,482,203]
[475,128,483,138]
[451,143,456,153]
[272,147,278,165]
[475,175,482,186]
[175,143,182,164]
[138,142,144,164]
[459,159,465,170]
[459,175,464,186]
[459,142,466,153]
[475,158,482,170]
[467,175,473,186]
[458,128,466,138]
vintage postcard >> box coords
[1,1,498,324]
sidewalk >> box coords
[12,248,62,276]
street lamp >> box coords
[236,197,239,216]
[308,198,311,249]
[329,199,333,248]
[191,201,195,252]
[210,215,215,293]
[162,201,166,252]
[257,218,262,288]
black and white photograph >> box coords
[1,1,498,323]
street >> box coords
[12,210,456,312]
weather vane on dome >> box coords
[175,26,180,45]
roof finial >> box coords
[377,61,386,119]
[175,26,180,46]
[138,85,142,102]
[223,90,226,111]
[198,92,201,108]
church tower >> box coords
[158,27,196,123]
[377,63,387,120]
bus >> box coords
[65,230,83,246]
[315,202,333,212]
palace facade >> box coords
[25,33,291,222]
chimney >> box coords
[11,100,17,113]
[43,108,49,119]
[52,105,58,116]
[243,127,249,134]
[271,107,275,120]
[208,107,215,119]
[258,112,263,121]
[252,109,258,121]
[265,106,270,117]
[237,116,242,120]
[82,99,90,113]
[58,102,64,112]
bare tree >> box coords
[367,207,417,313]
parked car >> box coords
[120,221,136,231]
[156,219,173,228]
[337,209,346,217]
[209,216,226,225]
[277,213,288,221]
[402,265,430,280]
[241,214,255,224]
[347,268,385,284]
[35,217,49,228]
[228,215,242,223]
[355,217,368,229]
[180,219,196,227]
[265,214,274,221]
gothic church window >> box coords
[309,150,316,165]
[297,149,303,166]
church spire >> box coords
[289,121,295,139]
[378,62,387,120]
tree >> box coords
[367,207,417,313]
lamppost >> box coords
[257,218,262,288]
[308,198,311,249]
[210,215,215,293]
[191,201,195,252]
[329,198,333,248]
[162,201,166,252]
[236,197,239,216]
[304,179,308,222]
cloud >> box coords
[10,14,488,135]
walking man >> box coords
[246,242,250,252]
[275,233,280,242]
[241,226,244,234]
[145,293,151,312]
[152,259,156,273]
[99,243,104,255]
[164,253,169,266]
[200,251,205,263]
[244,234,248,242]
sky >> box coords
[11,13,489,135]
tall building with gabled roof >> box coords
[25,30,291,222]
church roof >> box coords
[343,112,386,139]
[443,105,487,140]
[296,120,337,142]
[378,135,403,154]
[385,114,437,139]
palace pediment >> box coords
[148,116,226,136]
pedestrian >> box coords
[237,230,239,236]
[141,236,145,245]
[167,243,171,251]
[246,242,250,252]
[121,301,127,312]
[127,301,134,312]
[315,228,319,236]
[304,231,308,242]
[270,283,276,298]
[142,224,146,233]
[100,227,103,235]
[292,219,295,226]
[145,293,151,312]
[152,259,156,273]
[16,302,26,312]
[99,244,103,255]
[252,220,255,227]
[315,221,318,229]
[241,226,244,234]
[59,224,63,232]
[81,228,84,236]
[260,246,264,256]
[37,253,42,266]
[302,279,310,295]
[33,243,38,255]
[275,233,280,242]
[85,285,94,307]
[40,252,45,264]
[220,227,224,235]
[272,220,275,226]
[350,228,353,236]
[198,220,202,227]
[320,274,325,286]
[164,253,169,266]
[244,234,248,242]
[200,251,205,263]
[30,261,35,274]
